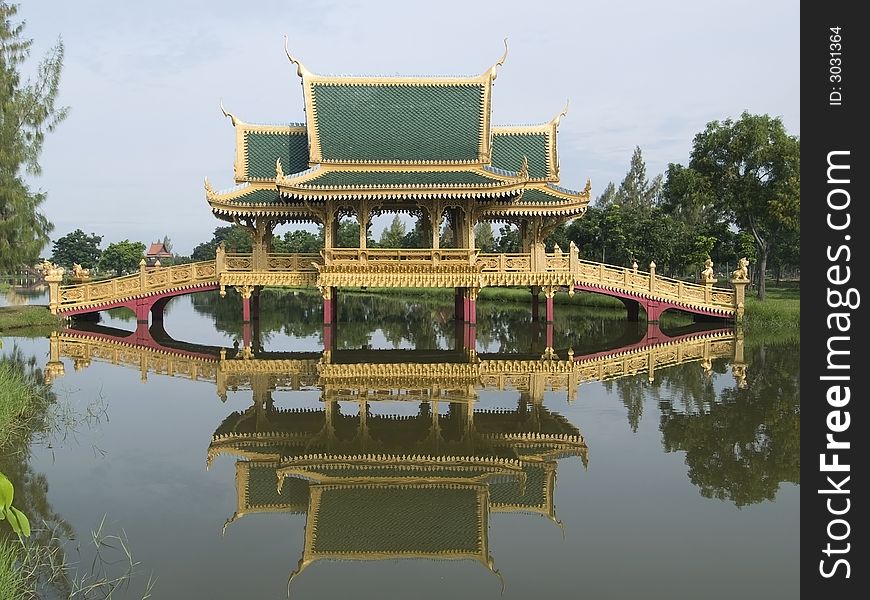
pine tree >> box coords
[616,146,661,209]
[0,2,68,272]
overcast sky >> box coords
[20,0,799,255]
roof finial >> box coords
[275,158,285,180]
[554,99,570,127]
[204,177,215,196]
[518,156,529,180]
[583,178,592,196]
[488,38,509,81]
[219,100,238,126]
[283,36,310,78]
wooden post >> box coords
[322,286,333,325]
[545,286,556,323]
[467,288,478,324]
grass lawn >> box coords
[0,306,62,335]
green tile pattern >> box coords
[491,132,550,179]
[312,486,481,553]
[244,130,309,180]
[312,84,484,162]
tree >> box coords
[616,146,662,209]
[99,240,145,276]
[336,218,360,248]
[0,3,68,272]
[594,182,617,207]
[378,215,407,248]
[50,229,102,270]
[687,112,800,299]
[494,223,519,253]
[474,222,495,251]
[279,229,322,253]
[191,225,253,260]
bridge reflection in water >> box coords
[46,322,743,589]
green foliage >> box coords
[594,181,617,207]
[274,229,322,253]
[49,229,102,270]
[686,112,800,299]
[615,146,662,209]
[378,215,407,248]
[0,472,30,537]
[191,225,253,260]
[0,305,61,334]
[98,240,145,276]
[473,222,495,251]
[0,2,68,273]
[337,218,361,248]
[0,537,26,599]
[657,337,800,507]
[494,223,519,253]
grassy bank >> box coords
[0,306,62,335]
[744,285,800,332]
[0,538,25,600]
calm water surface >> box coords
[1,289,799,599]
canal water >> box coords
[1,289,799,599]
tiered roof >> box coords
[206,43,590,221]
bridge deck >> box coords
[46,248,747,320]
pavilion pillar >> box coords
[242,322,251,350]
[429,202,444,250]
[322,201,338,262]
[546,322,554,349]
[323,321,335,351]
[544,286,555,322]
[531,286,540,321]
[322,286,334,325]
[454,287,465,321]
[463,322,476,353]
[237,285,254,323]
[466,288,478,325]
[358,200,370,251]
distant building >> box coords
[145,241,173,266]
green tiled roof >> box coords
[519,186,578,204]
[297,170,501,189]
[491,132,550,179]
[490,464,546,508]
[223,187,283,205]
[246,465,309,509]
[311,486,481,554]
[311,84,485,162]
[244,130,309,180]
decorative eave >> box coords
[275,164,530,202]
[204,180,320,221]
[284,39,508,166]
[479,180,592,219]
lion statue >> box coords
[731,257,750,281]
[701,258,715,283]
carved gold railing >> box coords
[49,329,743,396]
[322,248,474,264]
[574,259,736,311]
[52,261,219,314]
[48,246,742,318]
[221,253,322,272]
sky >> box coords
[19,0,800,256]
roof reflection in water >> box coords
[46,322,743,587]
